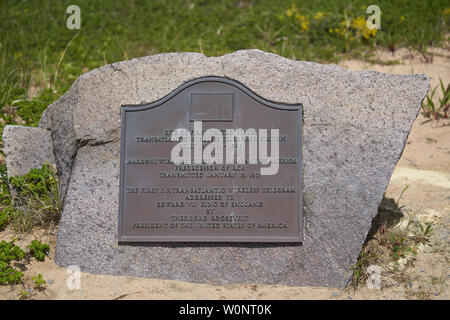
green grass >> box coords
[0,0,449,135]
[422,78,450,119]
[0,0,449,126]
[1,164,60,233]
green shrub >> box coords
[32,273,46,289]
[28,240,50,262]
[0,209,9,230]
[0,165,11,206]
[0,239,51,286]
[0,165,11,229]
[0,263,24,285]
[0,239,25,264]
[19,290,29,299]
[7,164,61,233]
[0,239,25,285]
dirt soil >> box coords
[0,47,449,300]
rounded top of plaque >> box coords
[121,76,302,112]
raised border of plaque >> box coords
[118,77,303,243]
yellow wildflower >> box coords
[351,16,366,31]
[286,3,298,17]
[361,26,377,39]
[301,20,309,31]
[294,12,309,31]
[314,12,325,20]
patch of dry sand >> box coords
[1,47,449,300]
[341,47,450,89]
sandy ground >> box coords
[0,47,449,300]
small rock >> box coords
[46,279,54,284]
[2,126,56,178]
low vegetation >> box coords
[349,200,436,292]
[0,166,10,230]
[422,78,450,120]
[28,240,51,262]
[0,239,25,285]
[0,162,58,298]
[0,238,50,299]
[31,273,46,289]
[0,164,60,233]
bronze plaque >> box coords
[118,77,302,242]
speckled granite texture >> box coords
[3,125,56,177]
[4,50,429,287]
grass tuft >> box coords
[1,164,61,233]
[422,78,450,120]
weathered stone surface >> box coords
[2,125,56,177]
[39,83,80,203]
[57,142,328,285]
[37,49,429,287]
[39,53,224,202]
